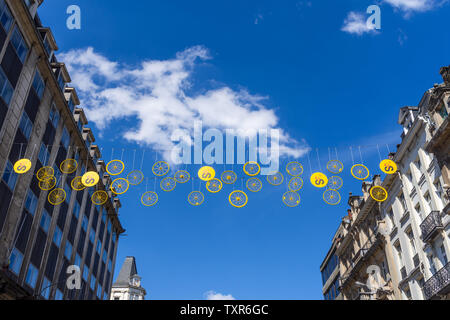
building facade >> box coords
[320,224,343,300]
[0,0,124,300]
[110,257,146,300]
[321,65,450,300]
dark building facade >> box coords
[0,0,124,300]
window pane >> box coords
[10,26,28,63]
[9,248,23,275]
[0,0,13,32]
[32,70,45,99]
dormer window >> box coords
[52,62,70,92]
[38,28,58,61]
[65,88,80,115]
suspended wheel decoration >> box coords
[39,176,56,191]
[152,161,170,177]
[246,177,262,193]
[243,162,261,176]
[327,176,343,191]
[48,188,66,206]
[370,186,388,202]
[351,164,370,181]
[127,170,144,186]
[36,166,54,182]
[60,159,78,175]
[267,172,284,186]
[160,177,176,192]
[286,162,303,177]
[288,177,303,192]
[282,191,301,207]
[174,170,190,184]
[188,191,205,206]
[221,171,237,185]
[141,191,159,207]
[92,190,109,206]
[229,190,248,208]
[323,189,341,206]
[71,176,86,191]
[111,178,129,195]
[327,160,344,174]
[206,178,223,193]
[106,160,125,176]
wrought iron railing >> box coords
[420,211,443,242]
[423,262,450,300]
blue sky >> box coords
[40,0,450,300]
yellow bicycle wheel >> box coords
[286,162,303,177]
[288,177,303,192]
[36,166,54,182]
[370,186,388,202]
[111,178,129,195]
[327,176,343,191]
[206,178,223,193]
[229,190,248,208]
[188,191,204,206]
[160,177,176,192]
[48,188,66,206]
[174,170,190,184]
[60,159,78,174]
[71,176,86,191]
[243,162,261,176]
[152,161,170,177]
[141,191,158,207]
[92,190,108,206]
[246,177,262,193]
[327,160,344,174]
[351,164,370,181]
[127,170,144,186]
[106,160,125,176]
[323,189,341,206]
[39,176,56,191]
[282,191,301,207]
[221,171,237,185]
[267,172,284,186]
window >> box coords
[32,70,45,99]
[57,72,65,91]
[434,180,444,200]
[85,137,92,152]
[38,143,50,166]
[415,158,422,171]
[90,275,96,291]
[74,254,81,267]
[3,160,17,190]
[388,208,394,226]
[61,127,70,150]
[25,264,38,288]
[41,277,51,300]
[10,26,28,63]
[424,192,432,209]
[104,292,108,300]
[25,190,38,216]
[68,97,75,113]
[415,204,423,220]
[82,215,88,232]
[440,245,448,266]
[440,105,449,120]
[107,221,112,233]
[19,111,33,139]
[40,209,51,233]
[0,66,13,105]
[42,34,53,59]
[108,259,112,272]
[102,250,107,264]
[404,286,412,300]
[97,284,102,298]
[53,226,62,247]
[96,240,102,255]
[64,241,73,260]
[53,163,61,181]
[49,104,60,129]
[55,289,63,300]
[73,201,81,220]
[428,255,437,274]
[89,229,96,244]
[394,241,403,265]
[64,182,72,204]
[0,0,13,32]
[9,248,23,275]
[406,229,416,255]
[399,193,406,211]
[82,266,89,281]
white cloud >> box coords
[59,46,309,162]
[384,0,442,12]
[204,291,236,300]
[341,12,378,35]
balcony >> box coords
[420,211,443,242]
[423,262,450,300]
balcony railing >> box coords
[420,211,443,242]
[423,262,450,300]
